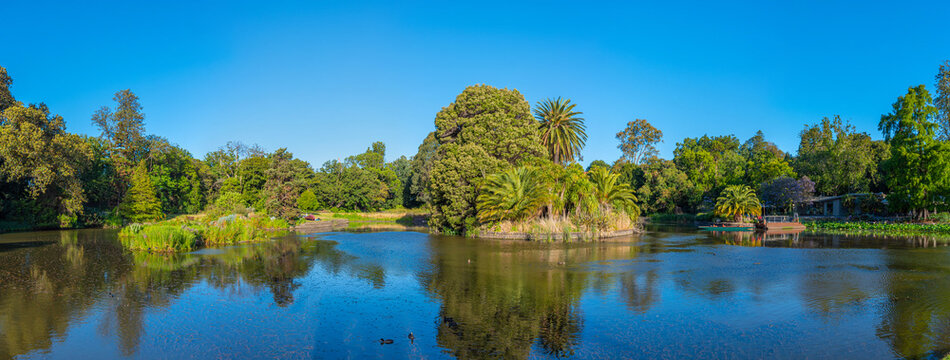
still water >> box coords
[1,226,949,359]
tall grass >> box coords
[119,215,291,252]
[120,224,198,252]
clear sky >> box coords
[4,0,950,166]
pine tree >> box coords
[120,163,163,222]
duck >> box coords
[378,338,394,345]
[408,332,415,343]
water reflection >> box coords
[2,228,950,358]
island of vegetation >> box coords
[3,60,950,248]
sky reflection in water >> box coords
[1,226,949,359]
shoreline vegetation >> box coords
[5,61,950,243]
[119,214,290,252]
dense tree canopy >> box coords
[879,85,950,217]
[794,116,889,196]
[427,85,546,234]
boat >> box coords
[755,215,806,231]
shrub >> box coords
[120,225,197,252]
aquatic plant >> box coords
[119,224,197,252]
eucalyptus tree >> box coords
[935,60,950,140]
[534,97,587,164]
[616,119,662,164]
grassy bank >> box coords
[119,215,290,252]
[805,220,950,235]
[477,213,640,242]
[647,213,714,224]
[312,209,428,226]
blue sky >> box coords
[4,0,949,166]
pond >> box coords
[1,226,949,359]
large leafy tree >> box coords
[144,139,206,214]
[534,97,587,164]
[428,85,546,234]
[794,116,890,195]
[620,159,700,214]
[476,166,547,223]
[0,66,15,112]
[262,148,305,220]
[714,185,761,222]
[878,85,950,217]
[92,90,148,168]
[0,104,92,224]
[616,119,663,164]
[740,130,796,186]
[758,176,815,214]
[407,132,440,207]
[673,135,745,197]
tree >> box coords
[407,132,440,207]
[428,85,546,234]
[673,135,745,198]
[616,119,662,164]
[0,66,17,112]
[714,185,761,222]
[0,103,92,223]
[794,116,889,195]
[296,189,320,212]
[119,163,163,222]
[534,97,587,164]
[878,85,950,217]
[623,158,700,214]
[758,176,815,214]
[740,130,795,186]
[935,60,950,140]
[476,166,547,223]
[263,148,304,220]
[588,167,639,219]
[92,90,147,166]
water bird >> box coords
[408,332,415,343]
[379,338,394,345]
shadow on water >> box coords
[2,227,950,359]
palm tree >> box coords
[534,98,588,164]
[588,167,639,218]
[476,167,548,223]
[715,185,762,222]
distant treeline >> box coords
[1,60,949,232]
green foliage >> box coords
[119,224,197,252]
[92,89,147,167]
[616,118,662,164]
[145,140,206,214]
[740,130,796,186]
[879,85,950,217]
[795,116,889,195]
[407,132,440,207]
[477,167,547,223]
[622,159,701,214]
[214,191,245,214]
[588,167,639,219]
[296,189,320,211]
[119,163,163,223]
[805,220,950,235]
[714,185,761,222]
[263,148,305,220]
[428,85,546,233]
[0,103,92,224]
[534,97,587,164]
[937,60,950,140]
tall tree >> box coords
[119,163,163,222]
[878,85,950,217]
[935,60,950,140]
[92,89,147,167]
[616,119,663,164]
[428,85,546,234]
[534,97,587,164]
[740,130,795,186]
[263,148,304,220]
